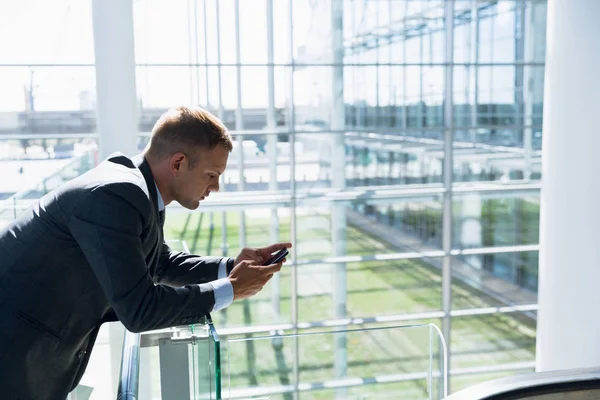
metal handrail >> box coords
[116,331,141,400]
[206,314,221,400]
[445,367,600,400]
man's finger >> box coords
[254,249,264,263]
[261,263,283,273]
[261,242,292,255]
[237,259,257,268]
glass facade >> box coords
[0,0,547,397]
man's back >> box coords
[0,154,157,399]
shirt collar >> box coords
[154,181,165,211]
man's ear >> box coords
[170,152,186,174]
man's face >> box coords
[171,146,229,210]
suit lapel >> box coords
[158,210,165,228]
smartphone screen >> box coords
[265,248,289,265]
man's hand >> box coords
[228,260,282,300]
[230,243,292,301]
[234,242,292,266]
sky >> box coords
[0,0,528,112]
[0,0,312,111]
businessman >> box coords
[0,105,291,399]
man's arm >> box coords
[156,243,235,311]
[69,184,219,332]
[156,243,235,286]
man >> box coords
[0,106,290,399]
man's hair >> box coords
[146,105,233,167]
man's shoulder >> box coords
[93,153,147,187]
[94,153,151,200]
[61,153,151,210]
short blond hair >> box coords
[146,106,233,167]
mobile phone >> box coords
[264,248,289,265]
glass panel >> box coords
[291,131,444,189]
[223,324,447,400]
[522,1,549,64]
[294,197,443,258]
[0,145,96,196]
[136,66,199,108]
[344,133,444,187]
[289,196,444,322]
[453,193,540,249]
[315,66,446,138]
[0,66,97,112]
[238,1,268,64]
[452,134,543,182]
[452,252,539,309]
[299,258,444,322]
[128,242,221,398]
[136,320,220,399]
[164,195,446,328]
[190,320,221,399]
[224,130,292,198]
[0,139,97,228]
[452,65,545,182]
[453,0,547,64]
[451,312,536,371]
[164,208,294,329]
[133,0,197,64]
[0,64,99,225]
[134,0,273,66]
[164,239,190,254]
[273,1,292,64]
[209,323,222,400]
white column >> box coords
[215,0,229,263]
[331,2,347,398]
[441,0,454,392]
[266,0,281,324]
[401,2,409,130]
[91,0,138,160]
[537,0,600,372]
[91,1,137,396]
[469,0,479,141]
[234,0,247,251]
[522,3,533,182]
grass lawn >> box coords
[157,209,536,398]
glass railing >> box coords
[117,330,141,400]
[223,323,447,400]
[119,322,448,400]
[194,317,222,400]
[0,148,96,228]
[120,316,221,400]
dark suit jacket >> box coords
[0,153,234,399]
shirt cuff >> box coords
[218,257,234,279]
[208,278,234,312]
